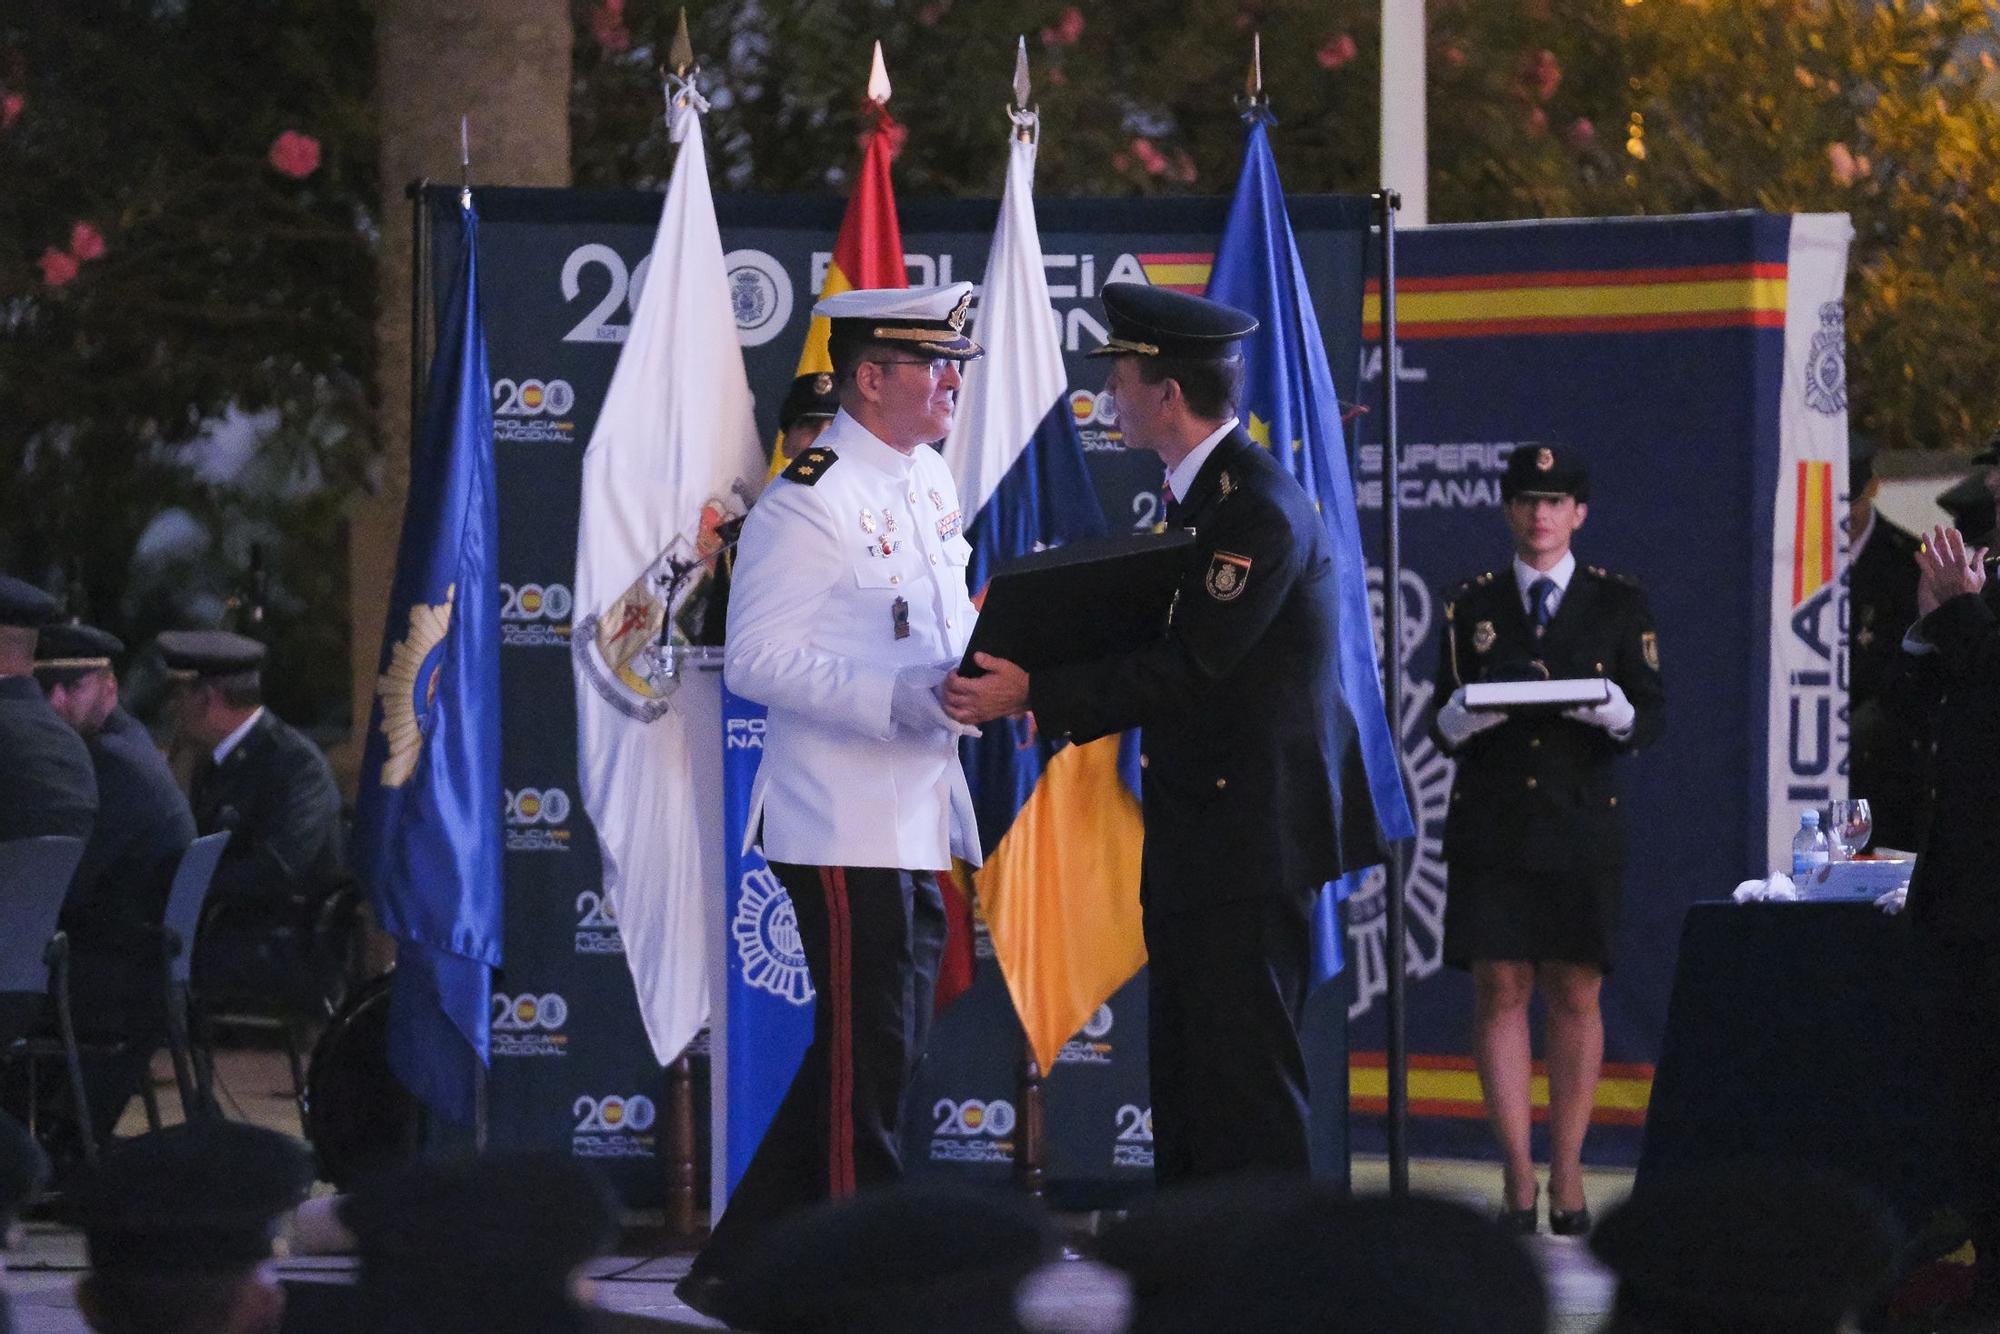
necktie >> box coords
[1529,576,1557,634]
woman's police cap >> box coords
[779,372,841,432]
[1500,443,1590,502]
[1087,282,1259,359]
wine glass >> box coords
[1827,798,1873,860]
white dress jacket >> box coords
[724,410,983,871]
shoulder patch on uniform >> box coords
[781,448,839,485]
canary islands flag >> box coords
[942,109,1146,1074]
[353,194,503,1125]
[1208,115,1417,984]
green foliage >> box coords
[0,0,375,727]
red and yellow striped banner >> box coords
[1138,252,1213,295]
[1362,262,1787,341]
[1349,1051,1653,1128]
[1793,460,1837,607]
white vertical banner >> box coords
[1766,212,1855,870]
[571,94,766,1065]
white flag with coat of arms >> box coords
[572,87,765,1065]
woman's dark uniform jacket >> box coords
[1028,428,1385,908]
[1426,563,1665,965]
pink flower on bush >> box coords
[1,92,22,130]
[1040,7,1084,46]
[1317,34,1358,71]
[1130,137,1167,176]
[1526,49,1561,102]
[38,247,78,287]
[268,130,321,179]
[590,0,630,53]
[1112,151,1132,173]
[1565,117,1596,149]
[1171,150,1197,184]
[1440,44,1468,70]
[68,222,105,261]
[1525,107,1548,136]
[1826,142,1871,185]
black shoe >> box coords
[1497,1187,1539,1235]
[674,1271,732,1322]
[1550,1204,1593,1237]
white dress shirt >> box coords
[1164,417,1241,504]
[212,706,266,765]
[1512,550,1577,621]
[724,410,982,871]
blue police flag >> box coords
[353,195,503,1124]
[1208,116,1417,983]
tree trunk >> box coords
[340,0,572,792]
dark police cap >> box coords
[35,622,125,671]
[1589,1161,1895,1333]
[78,1121,312,1275]
[779,371,840,433]
[1102,1176,1545,1334]
[1501,442,1590,502]
[1087,282,1259,359]
[718,1180,1059,1333]
[0,574,60,629]
[156,629,267,680]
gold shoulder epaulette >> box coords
[781,447,839,486]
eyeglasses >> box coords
[866,357,956,380]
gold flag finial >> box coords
[669,8,694,78]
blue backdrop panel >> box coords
[1344,213,1793,1165]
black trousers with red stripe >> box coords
[691,862,947,1280]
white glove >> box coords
[1564,679,1635,735]
[1874,885,1908,915]
[1436,686,1506,748]
[892,662,981,739]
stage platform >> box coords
[1,1051,1625,1332]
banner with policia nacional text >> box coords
[419,186,1371,1205]
[1343,212,1852,1164]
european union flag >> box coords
[1209,116,1417,984]
[353,196,503,1124]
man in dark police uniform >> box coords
[158,630,346,1010]
[0,574,97,842]
[36,622,197,1141]
[1427,443,1665,1233]
[945,282,1383,1185]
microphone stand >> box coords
[650,522,744,682]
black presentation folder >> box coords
[958,529,1197,676]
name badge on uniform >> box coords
[891,596,910,640]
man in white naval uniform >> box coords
[679,283,985,1317]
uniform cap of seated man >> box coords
[814,281,985,362]
[155,629,268,682]
[1500,442,1591,502]
[1589,1159,1896,1333]
[1084,282,1259,359]
[0,574,61,629]
[714,1180,1067,1333]
[34,621,125,683]
[74,1121,312,1334]
[340,1151,619,1334]
[1100,1176,1545,1334]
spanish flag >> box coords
[766,41,908,475]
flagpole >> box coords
[1372,187,1411,1198]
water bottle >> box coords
[1790,810,1829,879]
